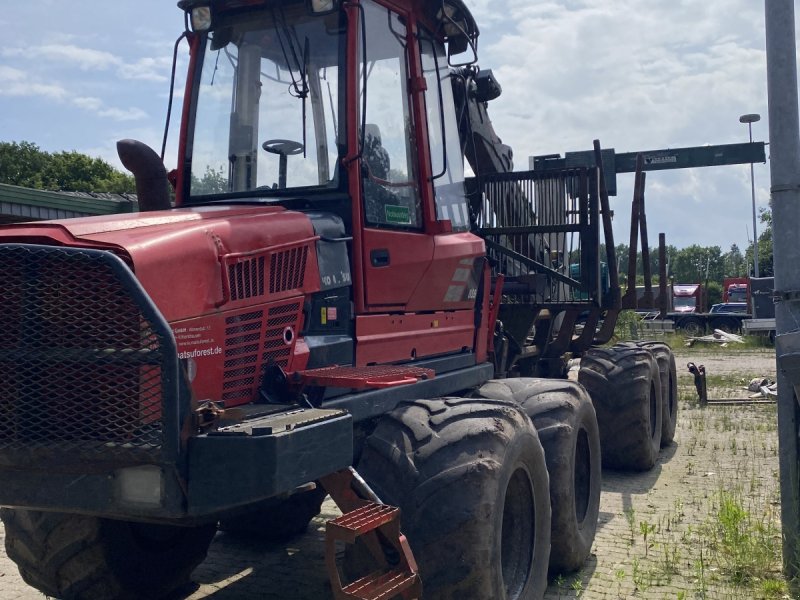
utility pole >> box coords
[740,113,761,277]
[765,0,800,587]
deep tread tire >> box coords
[476,378,601,574]
[578,344,663,470]
[0,509,216,600]
[634,341,678,445]
[356,397,551,600]
[218,486,327,541]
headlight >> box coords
[191,6,212,31]
[114,465,164,507]
[309,0,337,15]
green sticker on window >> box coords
[384,204,411,225]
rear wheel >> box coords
[679,318,704,337]
[711,318,740,334]
[0,509,216,600]
[218,486,326,541]
[578,344,663,470]
[635,341,678,445]
[476,378,601,574]
[355,397,551,599]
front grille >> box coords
[0,245,173,466]
[222,299,303,403]
[270,246,308,293]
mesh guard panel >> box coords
[0,244,177,469]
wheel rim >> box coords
[501,468,535,599]
[649,382,658,440]
[574,428,592,524]
[683,322,702,336]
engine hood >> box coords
[0,205,320,321]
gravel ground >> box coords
[0,347,785,599]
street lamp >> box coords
[740,113,761,277]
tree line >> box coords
[592,209,773,306]
[0,141,135,194]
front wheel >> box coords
[356,397,551,599]
[1,509,216,600]
[218,486,326,541]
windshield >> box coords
[188,6,344,198]
[674,296,696,310]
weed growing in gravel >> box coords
[703,488,783,588]
[624,507,636,545]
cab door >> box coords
[356,0,433,311]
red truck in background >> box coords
[672,283,702,313]
[723,277,750,305]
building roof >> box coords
[0,183,138,223]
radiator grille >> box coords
[0,245,168,465]
[222,299,303,403]
[228,256,266,300]
[270,246,308,294]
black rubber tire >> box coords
[710,317,741,334]
[679,318,704,337]
[634,341,678,446]
[0,509,217,600]
[578,344,663,470]
[218,486,326,541]
[475,378,601,575]
[355,397,551,600]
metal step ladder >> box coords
[322,471,421,600]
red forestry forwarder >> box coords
[0,1,678,598]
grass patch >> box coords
[700,488,785,594]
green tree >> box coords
[723,243,745,277]
[0,141,47,188]
[0,141,135,193]
[191,165,228,195]
[744,208,773,277]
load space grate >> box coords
[472,168,600,305]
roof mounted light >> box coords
[191,5,213,31]
[308,0,338,15]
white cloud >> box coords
[97,107,148,121]
[119,57,172,82]
[3,44,121,70]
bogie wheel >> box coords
[578,344,663,470]
[634,341,678,445]
[475,378,601,575]
[0,508,217,600]
[218,485,327,541]
[355,397,551,600]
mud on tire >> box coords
[355,397,551,600]
[578,344,662,470]
[218,486,327,541]
[0,508,217,600]
[476,378,601,575]
[634,341,678,445]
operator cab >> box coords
[178,0,476,213]
[177,0,487,365]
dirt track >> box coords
[0,347,783,599]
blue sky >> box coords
[0,0,773,255]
